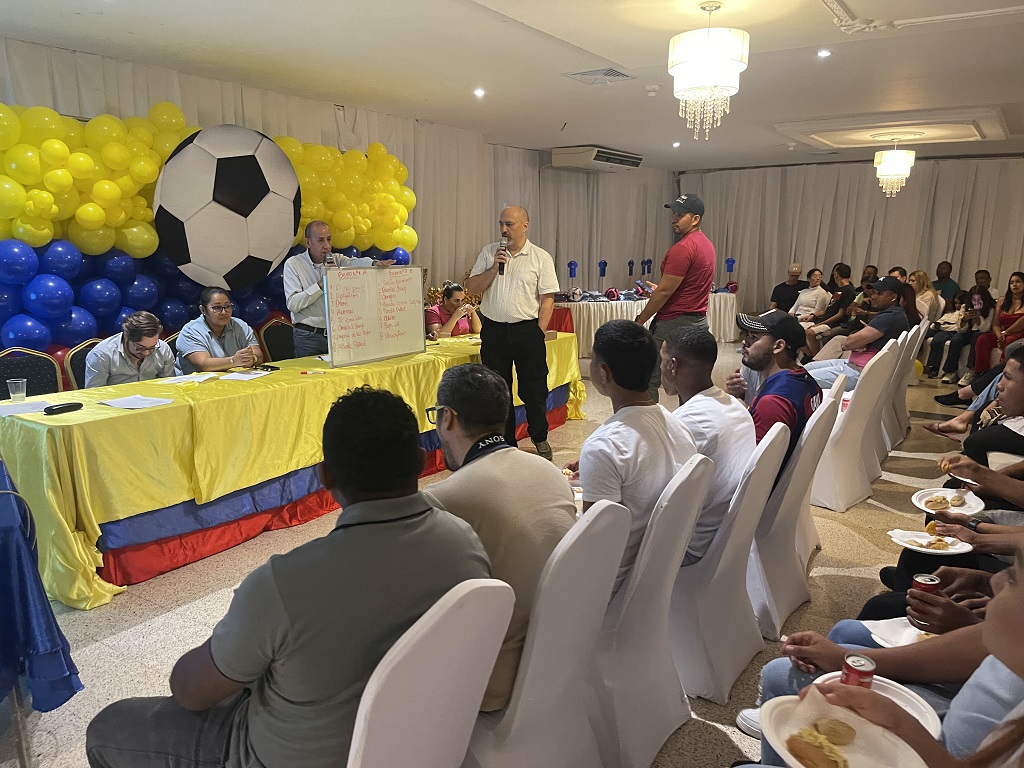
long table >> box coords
[0,333,585,609]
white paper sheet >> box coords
[0,401,52,416]
[219,370,272,381]
[152,373,218,384]
[100,395,174,410]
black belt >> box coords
[676,312,706,318]
[295,322,327,336]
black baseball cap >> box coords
[735,310,807,352]
[869,276,903,294]
[665,193,705,217]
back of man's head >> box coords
[436,364,510,435]
[834,263,852,280]
[322,386,421,498]
[664,325,717,370]
[593,319,658,392]
[888,266,908,279]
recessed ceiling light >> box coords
[817,49,831,58]
[672,142,681,148]
[473,88,486,98]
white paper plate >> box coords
[573,487,582,502]
[816,671,942,738]
[761,687,928,768]
[861,617,935,650]
[911,488,984,515]
[888,529,973,555]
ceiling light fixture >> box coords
[473,88,486,98]
[668,1,750,140]
[872,132,922,197]
[817,49,831,57]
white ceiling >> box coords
[2,0,1023,171]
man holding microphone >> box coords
[465,206,559,461]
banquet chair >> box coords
[346,579,514,768]
[463,500,630,768]
[259,318,294,361]
[164,331,180,359]
[668,423,788,705]
[587,455,714,768]
[748,398,839,640]
[811,341,899,512]
[886,320,929,450]
[0,348,63,399]
[876,330,911,457]
[65,338,101,390]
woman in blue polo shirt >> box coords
[176,287,264,374]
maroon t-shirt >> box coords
[657,230,716,319]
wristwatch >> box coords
[965,518,982,532]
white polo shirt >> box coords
[470,239,559,323]
[282,250,373,329]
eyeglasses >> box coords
[129,339,160,354]
[204,304,233,313]
[425,405,458,425]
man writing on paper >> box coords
[283,220,395,357]
[465,206,559,462]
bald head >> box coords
[499,206,530,251]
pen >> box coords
[300,370,327,375]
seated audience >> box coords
[860,264,879,284]
[803,276,910,391]
[768,263,808,313]
[176,287,264,374]
[976,268,1000,302]
[888,265,909,282]
[933,259,962,305]
[85,386,490,767]
[564,319,697,595]
[839,278,877,331]
[925,290,970,378]
[788,268,829,324]
[973,272,1024,377]
[823,262,843,294]
[725,310,822,465]
[84,310,175,388]
[659,326,756,564]
[935,286,996,384]
[425,282,481,339]
[910,269,944,322]
[422,363,574,711]
[803,263,855,356]
[897,280,924,326]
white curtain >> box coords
[682,158,1024,312]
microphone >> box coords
[498,236,508,275]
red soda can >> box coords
[913,574,941,594]
[840,653,876,688]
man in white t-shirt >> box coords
[564,319,697,595]
[659,325,756,564]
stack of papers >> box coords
[220,370,271,381]
[0,402,52,417]
[155,373,218,384]
[100,395,174,410]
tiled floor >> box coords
[1,348,967,768]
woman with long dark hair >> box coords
[972,272,1024,381]
[940,286,998,384]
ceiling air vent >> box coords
[551,146,643,172]
[563,68,636,85]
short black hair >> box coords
[322,386,420,495]
[807,268,822,279]
[1009,343,1024,368]
[834,263,852,279]
[664,325,717,367]
[592,319,658,392]
[199,286,229,306]
[436,364,510,433]
[888,266,908,278]
[976,269,991,277]
[864,264,878,273]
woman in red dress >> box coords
[973,271,1024,378]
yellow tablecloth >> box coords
[0,333,584,609]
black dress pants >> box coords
[479,314,549,445]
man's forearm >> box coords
[464,269,495,298]
[637,286,671,323]
[864,624,986,683]
[538,295,554,330]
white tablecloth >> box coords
[555,292,737,357]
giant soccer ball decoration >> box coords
[153,125,301,290]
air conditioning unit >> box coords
[551,146,643,172]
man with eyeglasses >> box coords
[84,310,176,388]
[176,287,263,374]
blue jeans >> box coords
[803,360,859,392]
[941,330,980,372]
[968,373,1001,413]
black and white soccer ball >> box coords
[153,125,301,290]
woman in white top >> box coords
[788,268,830,327]
[910,269,944,322]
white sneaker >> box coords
[958,371,976,386]
[940,373,958,384]
[736,707,762,738]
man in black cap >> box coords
[725,310,822,464]
[636,193,716,403]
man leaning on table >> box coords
[84,310,175,388]
[283,220,395,358]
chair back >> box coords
[259,318,294,361]
[833,340,898,440]
[347,579,514,768]
[65,338,102,389]
[824,373,847,404]
[0,348,63,399]
[165,331,180,359]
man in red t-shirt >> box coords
[636,193,716,403]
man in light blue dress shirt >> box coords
[176,287,263,374]
[84,310,176,388]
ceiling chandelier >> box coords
[873,133,921,197]
[668,2,750,140]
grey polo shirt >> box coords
[83,332,175,388]
[209,492,490,768]
[175,316,258,374]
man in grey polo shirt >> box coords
[84,310,175,388]
[176,287,264,374]
[85,386,490,768]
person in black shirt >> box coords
[804,263,856,357]
[769,263,809,313]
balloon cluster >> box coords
[0,101,198,258]
[274,138,418,257]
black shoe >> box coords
[934,392,969,408]
[879,566,899,590]
[534,440,553,462]
[731,762,757,767]
[927,368,939,379]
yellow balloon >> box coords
[326,191,349,212]
[365,179,383,195]
[113,172,142,198]
[104,203,129,228]
[333,226,356,249]
[152,131,181,161]
[50,219,63,239]
[129,155,159,184]
[303,144,333,172]
[148,102,186,133]
[353,218,369,236]
[0,103,21,151]
[43,168,74,194]
[400,225,418,251]
[25,189,57,220]
[353,231,374,252]
[396,202,409,226]
[331,210,354,231]
[383,178,401,197]
[358,203,370,217]
[67,151,96,180]
[343,149,367,173]
[67,221,116,255]
[0,175,27,218]
[395,161,409,185]
[273,136,303,165]
[373,227,399,252]
[397,185,417,211]
[52,188,80,220]
[115,221,159,258]
[91,180,122,208]
[75,202,107,230]
[339,172,364,199]
[135,206,154,223]
[11,214,54,248]
[124,117,159,135]
[18,106,66,146]
[128,126,154,148]
[73,148,110,190]
[0,218,11,240]
[84,114,127,150]
[366,142,387,162]
[300,196,324,220]
[100,141,131,171]
[40,138,71,168]
[62,117,85,151]
[295,165,320,195]
[3,144,43,185]
[126,140,150,159]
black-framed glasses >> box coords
[425,405,458,425]
[204,304,233,313]
[129,339,160,354]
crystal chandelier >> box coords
[873,134,919,197]
[668,2,750,140]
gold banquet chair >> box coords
[0,347,64,399]
[65,338,102,390]
[258,318,294,362]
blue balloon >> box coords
[77,254,99,280]
[1,313,51,351]
[156,298,189,332]
[99,251,137,287]
[50,306,98,347]
[360,246,384,261]
[0,240,40,285]
[37,240,84,281]
[99,306,139,336]
[287,244,305,258]
[22,274,75,320]
[337,246,360,260]
[0,283,22,325]
[171,276,203,305]
[78,278,122,317]
[240,294,270,327]
[232,286,255,301]
[385,247,411,266]
[259,261,286,298]
[124,275,160,310]
[139,252,185,282]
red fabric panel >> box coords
[548,307,575,334]
[421,448,446,477]
[514,404,568,441]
